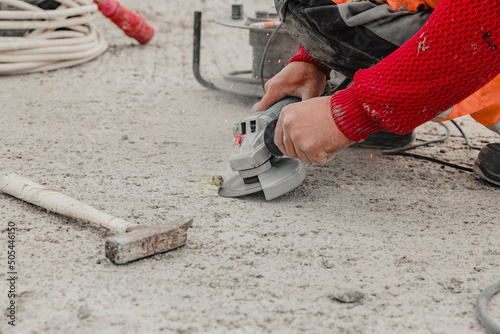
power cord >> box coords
[259,21,282,92]
[477,281,500,334]
[382,120,481,172]
[449,119,482,150]
[0,0,107,74]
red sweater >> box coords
[291,0,500,142]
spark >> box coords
[182,109,186,113]
[278,59,281,64]
[45,86,60,92]
[120,53,125,57]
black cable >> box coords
[260,23,282,92]
[477,280,500,334]
[384,122,451,153]
[450,119,481,150]
[382,122,480,172]
[193,12,216,89]
[382,151,474,172]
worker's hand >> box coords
[274,96,353,164]
[255,61,327,112]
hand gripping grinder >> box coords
[218,97,306,200]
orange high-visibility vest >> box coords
[437,75,500,134]
[333,0,440,12]
[333,0,500,134]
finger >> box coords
[274,115,286,155]
[282,131,299,159]
[280,134,313,163]
[275,106,297,158]
[256,89,286,112]
[313,152,336,164]
[282,131,316,163]
[294,146,313,163]
[278,106,298,158]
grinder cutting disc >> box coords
[218,174,263,198]
[219,158,305,200]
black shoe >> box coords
[474,143,500,186]
[352,130,416,149]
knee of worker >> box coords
[275,0,401,78]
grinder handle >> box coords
[264,119,283,156]
[262,97,301,157]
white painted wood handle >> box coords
[0,172,130,233]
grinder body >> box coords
[220,97,306,200]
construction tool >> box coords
[0,0,154,75]
[0,172,192,264]
[95,0,154,45]
[193,6,298,97]
[218,97,306,200]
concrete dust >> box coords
[0,0,499,333]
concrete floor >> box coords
[1,1,499,333]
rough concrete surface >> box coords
[1,0,499,333]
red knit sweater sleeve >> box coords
[331,0,500,142]
[290,46,332,79]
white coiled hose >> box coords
[0,0,107,74]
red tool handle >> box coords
[95,0,154,44]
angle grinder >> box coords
[218,97,306,200]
